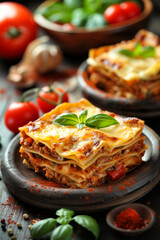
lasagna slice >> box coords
[19,99,147,188]
[87,29,160,99]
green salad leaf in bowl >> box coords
[35,0,142,30]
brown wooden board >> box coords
[1,125,160,212]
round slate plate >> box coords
[1,126,160,212]
[77,61,160,118]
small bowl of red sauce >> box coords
[106,203,155,236]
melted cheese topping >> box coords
[88,34,160,82]
[19,99,144,168]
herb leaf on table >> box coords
[30,218,56,239]
[29,208,100,239]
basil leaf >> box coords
[79,110,88,123]
[118,49,134,57]
[57,216,72,225]
[64,0,82,8]
[100,0,124,11]
[73,215,100,240]
[140,46,155,58]
[118,42,155,58]
[30,218,56,239]
[85,13,107,29]
[133,42,142,56]
[71,8,88,27]
[100,0,123,4]
[56,208,75,217]
[50,224,73,240]
[40,2,65,18]
[54,112,118,129]
[84,0,101,13]
[85,114,119,128]
[40,2,73,23]
[84,0,124,13]
[48,11,73,23]
[77,123,85,129]
[54,113,79,126]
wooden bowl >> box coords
[34,0,153,56]
[106,203,155,236]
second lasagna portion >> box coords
[87,30,160,99]
[19,99,147,188]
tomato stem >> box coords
[38,95,58,105]
[7,27,21,38]
[21,88,39,102]
[49,84,54,93]
[38,87,66,105]
[21,85,66,106]
[53,88,65,105]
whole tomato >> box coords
[0,2,37,59]
[37,86,69,113]
[4,102,39,133]
[104,4,128,24]
[120,1,141,19]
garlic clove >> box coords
[31,44,63,74]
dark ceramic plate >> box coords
[77,61,160,118]
[1,126,160,212]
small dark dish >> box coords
[77,61,160,118]
[34,0,152,56]
[106,203,155,236]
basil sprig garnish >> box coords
[118,42,155,58]
[54,110,119,129]
[30,208,100,240]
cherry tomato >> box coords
[108,164,126,181]
[0,2,37,59]
[55,22,76,31]
[37,86,69,113]
[61,23,76,31]
[104,4,128,24]
[4,102,39,133]
[104,1,141,24]
[120,1,141,19]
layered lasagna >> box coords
[19,99,147,188]
[87,30,160,99]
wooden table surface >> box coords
[0,1,160,239]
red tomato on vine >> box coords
[37,86,69,113]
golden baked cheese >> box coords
[88,44,160,82]
[19,99,146,188]
[19,99,144,167]
[87,30,160,99]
